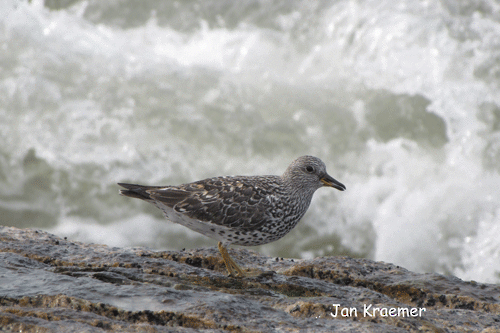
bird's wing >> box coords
[143,176,279,231]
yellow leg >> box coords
[218,242,245,277]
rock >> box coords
[1,226,499,332]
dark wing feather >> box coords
[140,176,281,231]
[118,183,162,202]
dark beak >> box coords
[320,174,346,191]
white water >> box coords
[1,0,500,283]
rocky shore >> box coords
[1,226,499,332]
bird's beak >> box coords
[320,174,346,191]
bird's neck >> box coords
[283,178,316,200]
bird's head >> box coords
[282,155,346,193]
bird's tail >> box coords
[117,183,158,202]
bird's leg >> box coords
[218,242,245,277]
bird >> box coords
[118,155,345,277]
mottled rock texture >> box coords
[1,226,499,332]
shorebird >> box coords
[118,155,345,277]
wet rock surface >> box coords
[1,226,499,332]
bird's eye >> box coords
[305,166,314,173]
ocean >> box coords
[1,0,500,283]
